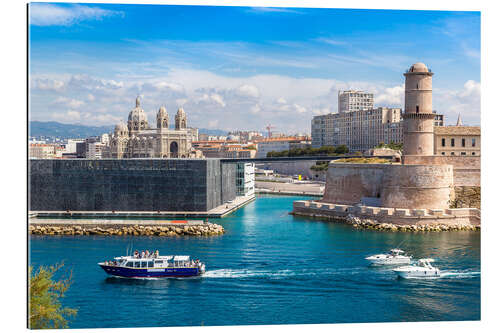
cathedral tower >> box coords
[175,107,187,130]
[157,106,169,129]
[402,62,435,156]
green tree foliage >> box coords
[375,141,403,151]
[29,263,77,329]
[266,145,349,157]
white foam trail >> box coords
[439,271,481,278]
[203,267,364,279]
[203,269,295,279]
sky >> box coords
[29,2,481,133]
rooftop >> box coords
[434,126,481,135]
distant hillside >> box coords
[29,121,114,139]
[29,121,228,139]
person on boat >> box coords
[145,250,150,258]
[141,251,145,258]
[155,250,159,258]
[134,250,139,258]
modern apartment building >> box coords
[312,106,446,152]
[311,107,403,151]
[338,90,374,113]
[255,137,312,158]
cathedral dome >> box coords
[115,122,128,133]
[127,96,149,131]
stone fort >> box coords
[294,62,480,225]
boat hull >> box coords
[99,264,203,278]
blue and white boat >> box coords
[98,252,206,278]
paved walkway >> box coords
[256,181,324,197]
[30,195,256,219]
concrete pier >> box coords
[30,194,255,219]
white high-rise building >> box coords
[338,90,374,113]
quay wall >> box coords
[29,159,236,212]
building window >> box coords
[461,152,466,156]
[472,152,476,156]
[472,138,476,147]
[451,152,455,155]
[441,138,445,147]
[441,152,445,155]
[462,138,466,147]
[416,105,419,113]
[451,138,455,147]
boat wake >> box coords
[439,271,481,279]
[203,267,363,279]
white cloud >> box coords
[31,77,65,91]
[374,84,405,106]
[208,93,226,107]
[312,107,331,116]
[293,104,307,114]
[434,80,480,125]
[29,68,480,132]
[237,84,260,98]
[250,104,261,114]
[30,3,123,26]
[208,120,219,128]
[52,97,85,109]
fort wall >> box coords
[321,163,454,210]
[403,155,480,187]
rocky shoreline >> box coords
[291,211,480,232]
[29,223,225,237]
[345,214,480,231]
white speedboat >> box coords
[365,248,411,265]
[393,259,440,279]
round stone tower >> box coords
[402,62,435,156]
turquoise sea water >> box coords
[29,195,480,328]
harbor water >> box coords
[29,195,480,328]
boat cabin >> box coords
[111,255,195,269]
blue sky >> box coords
[29,2,481,132]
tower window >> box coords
[441,138,445,147]
[416,106,419,113]
[451,138,455,147]
[462,138,466,147]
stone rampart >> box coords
[292,200,480,227]
[381,164,454,209]
[403,155,480,187]
[321,163,388,205]
[321,162,454,209]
